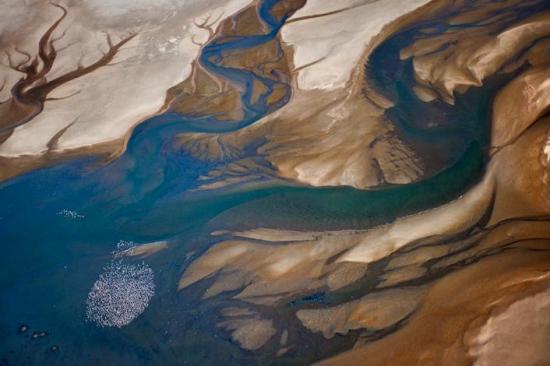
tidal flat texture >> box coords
[1,0,550,365]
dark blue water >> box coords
[0,0,522,364]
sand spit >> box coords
[116,241,168,258]
[296,287,427,338]
[218,307,277,350]
[179,170,493,303]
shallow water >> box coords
[0,0,541,364]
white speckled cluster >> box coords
[57,209,85,219]
[86,260,155,328]
[115,240,135,252]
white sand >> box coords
[281,0,430,90]
[0,0,251,157]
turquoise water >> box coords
[3,0,543,364]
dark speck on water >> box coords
[30,331,47,340]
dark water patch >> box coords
[365,0,550,178]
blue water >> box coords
[1,0,534,364]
